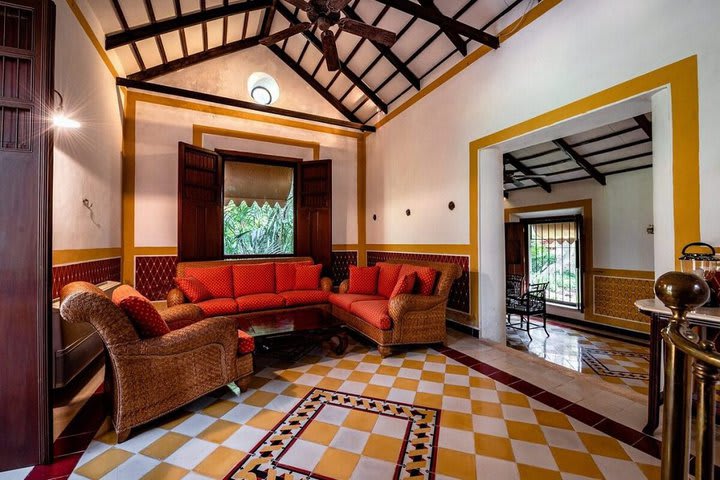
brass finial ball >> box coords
[655,271,710,312]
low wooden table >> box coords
[236,307,349,359]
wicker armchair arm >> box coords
[320,277,333,292]
[160,303,204,329]
[166,288,186,307]
[338,280,349,294]
[389,294,446,321]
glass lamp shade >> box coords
[248,72,280,105]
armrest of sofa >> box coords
[388,294,446,322]
[160,303,204,330]
[166,288,186,307]
[338,280,349,294]
[321,277,333,292]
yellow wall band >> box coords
[52,248,122,265]
[192,125,321,160]
[65,0,119,78]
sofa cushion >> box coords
[237,330,255,354]
[391,272,417,299]
[174,276,212,303]
[281,290,331,306]
[118,296,170,338]
[376,262,402,298]
[185,265,234,298]
[399,265,438,296]
[233,263,275,297]
[329,293,384,312]
[347,265,380,295]
[112,284,149,305]
[236,293,286,313]
[196,298,238,317]
[350,300,392,330]
[276,260,313,293]
[295,264,322,290]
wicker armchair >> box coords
[334,260,462,356]
[59,282,253,442]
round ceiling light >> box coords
[248,72,279,105]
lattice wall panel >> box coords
[330,251,358,285]
[52,258,121,299]
[593,275,654,324]
[135,256,178,301]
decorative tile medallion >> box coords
[228,388,440,480]
[581,348,650,380]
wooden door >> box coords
[505,222,526,278]
[178,142,223,261]
[297,160,332,274]
[0,0,55,469]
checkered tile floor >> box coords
[506,320,650,396]
[68,340,659,480]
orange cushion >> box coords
[391,272,417,298]
[329,293,385,311]
[281,290,331,306]
[275,260,313,293]
[295,264,322,290]
[238,330,255,354]
[118,296,170,338]
[174,276,212,303]
[347,265,379,295]
[111,284,148,305]
[350,300,392,330]
[185,265,234,298]
[233,263,275,297]
[376,262,402,298]
[399,265,438,296]
[196,298,238,317]
[235,293,286,313]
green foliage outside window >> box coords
[529,240,578,305]
[224,190,294,255]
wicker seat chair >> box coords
[59,282,253,442]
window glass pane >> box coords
[528,219,580,308]
[223,161,294,255]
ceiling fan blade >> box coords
[283,0,312,12]
[322,30,340,71]
[327,0,352,12]
[259,22,312,45]
[338,18,397,46]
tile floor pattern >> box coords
[68,342,660,480]
[506,320,650,396]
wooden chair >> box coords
[506,282,549,340]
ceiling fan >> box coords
[504,172,548,188]
[259,0,398,71]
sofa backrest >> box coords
[383,259,462,298]
[176,257,314,278]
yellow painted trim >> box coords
[357,137,367,266]
[332,244,359,251]
[582,315,650,334]
[52,248,121,265]
[132,92,363,139]
[375,0,562,130]
[365,244,472,256]
[122,93,137,284]
[65,0,119,78]
[192,125,321,160]
[592,269,655,280]
[134,247,178,256]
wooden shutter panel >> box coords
[178,142,224,261]
[297,160,332,274]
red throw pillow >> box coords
[185,265,233,298]
[232,263,275,297]
[348,265,380,295]
[295,264,323,290]
[276,260,313,293]
[376,262,402,298]
[118,296,170,338]
[399,265,438,296]
[391,272,417,298]
[111,284,148,305]
[175,276,212,303]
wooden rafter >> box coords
[128,36,262,81]
[173,0,189,57]
[504,153,552,193]
[553,139,606,185]
[109,0,145,70]
[418,0,466,55]
[105,0,273,49]
[634,114,653,139]
[142,0,167,64]
[373,0,499,49]
[275,3,388,113]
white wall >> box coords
[506,169,655,272]
[367,0,720,247]
[133,100,358,248]
[53,0,123,252]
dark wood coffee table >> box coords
[236,307,348,359]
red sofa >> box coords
[166,257,333,316]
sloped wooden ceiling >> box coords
[88,0,531,126]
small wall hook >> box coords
[83,198,101,228]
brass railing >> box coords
[655,271,718,480]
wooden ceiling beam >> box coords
[504,153,551,193]
[109,0,145,70]
[275,3,388,113]
[128,36,262,81]
[341,4,421,90]
[373,0,499,49]
[106,0,272,49]
[267,45,363,124]
[553,138,606,185]
[418,0,467,55]
[634,114,653,139]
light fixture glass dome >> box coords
[248,72,280,105]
